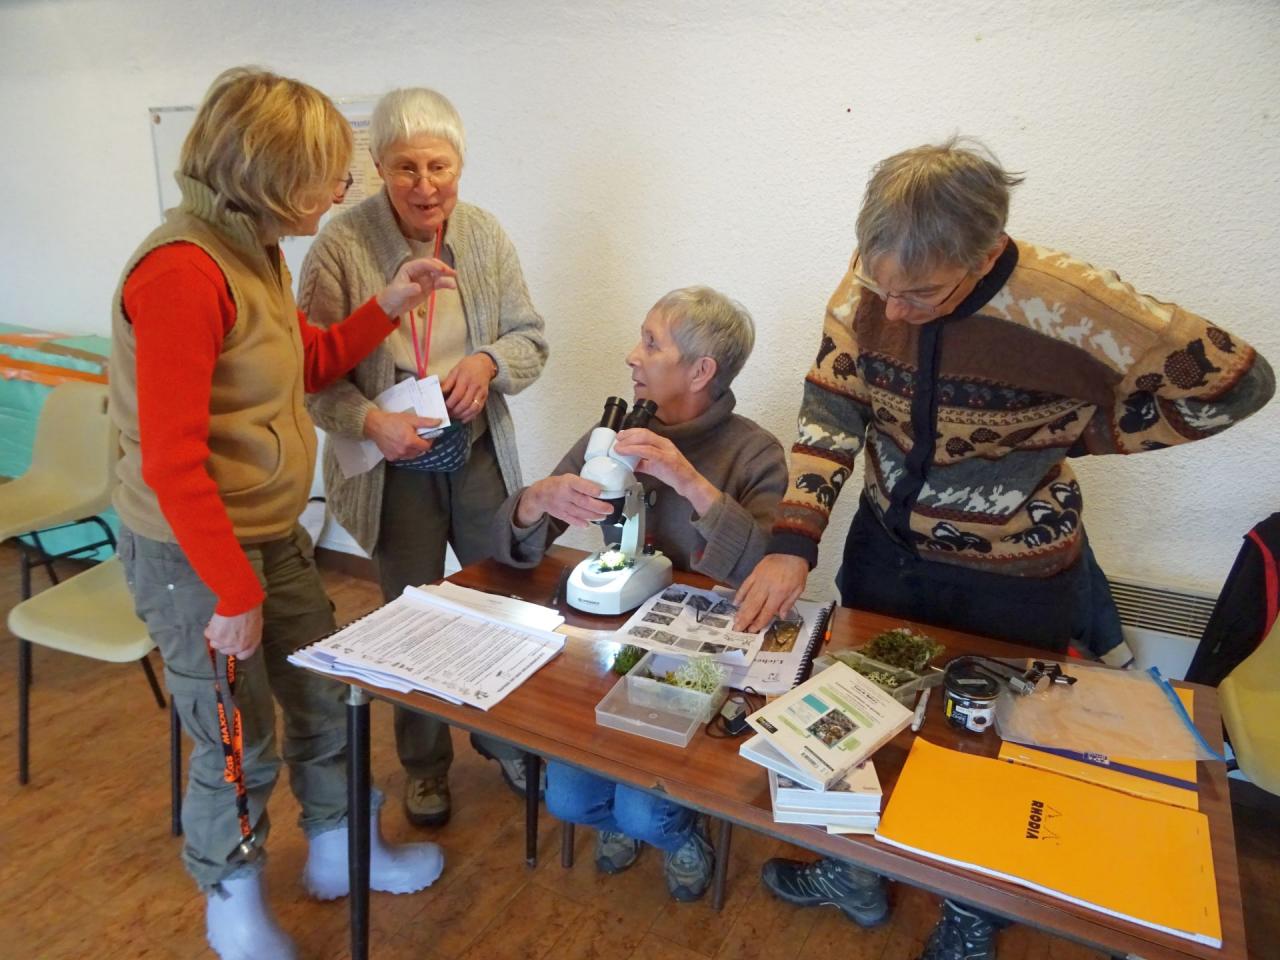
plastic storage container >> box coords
[812,649,933,706]
[595,651,728,747]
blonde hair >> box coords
[856,136,1024,277]
[180,66,352,232]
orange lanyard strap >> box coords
[406,227,445,380]
[208,647,253,845]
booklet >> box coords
[721,599,835,694]
[289,584,563,710]
[331,374,452,478]
[612,584,764,665]
[745,661,913,790]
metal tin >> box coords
[942,657,1001,734]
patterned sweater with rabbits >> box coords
[769,239,1275,577]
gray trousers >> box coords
[377,433,521,776]
[119,525,347,890]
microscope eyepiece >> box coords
[622,399,657,430]
[599,396,628,432]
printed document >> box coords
[330,375,452,478]
[289,585,563,709]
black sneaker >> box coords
[918,900,1000,960]
[760,857,889,927]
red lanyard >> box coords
[208,645,258,862]
[406,227,445,380]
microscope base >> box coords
[566,552,674,616]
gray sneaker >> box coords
[663,821,714,902]
[403,775,451,828]
[594,830,641,874]
[496,756,547,799]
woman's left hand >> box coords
[613,428,719,515]
[443,352,498,422]
[377,257,457,317]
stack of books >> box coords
[738,660,912,832]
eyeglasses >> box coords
[333,173,354,203]
[385,164,458,191]
[852,255,969,312]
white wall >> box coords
[3,0,1277,599]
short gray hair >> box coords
[370,88,466,163]
[856,136,1024,277]
[653,286,755,398]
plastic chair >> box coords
[8,556,182,833]
[1220,617,1280,796]
[0,380,119,599]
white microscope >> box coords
[565,397,674,615]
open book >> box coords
[289,584,564,710]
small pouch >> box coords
[392,421,471,473]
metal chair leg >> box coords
[560,821,575,868]
[170,698,183,837]
[524,752,542,867]
[140,653,166,709]
[18,639,31,785]
[712,818,733,911]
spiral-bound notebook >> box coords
[722,599,836,695]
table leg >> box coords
[560,822,575,868]
[712,819,732,912]
[347,686,371,960]
[524,752,541,867]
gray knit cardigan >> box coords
[299,191,549,554]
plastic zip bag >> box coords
[995,661,1223,761]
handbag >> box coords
[392,420,471,473]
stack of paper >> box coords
[741,661,913,790]
[745,734,883,833]
[289,584,564,710]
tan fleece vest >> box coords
[110,179,317,544]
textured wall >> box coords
[3,0,1276,597]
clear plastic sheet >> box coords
[994,661,1222,761]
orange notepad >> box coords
[876,738,1221,946]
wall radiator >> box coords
[1107,575,1218,680]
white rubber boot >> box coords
[205,872,298,960]
[303,806,444,901]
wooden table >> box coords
[333,548,1245,960]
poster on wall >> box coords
[148,97,381,266]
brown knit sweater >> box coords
[493,391,787,587]
[770,240,1275,575]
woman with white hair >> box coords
[492,285,787,902]
[300,88,548,827]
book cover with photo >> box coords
[745,661,912,790]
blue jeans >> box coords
[546,762,694,853]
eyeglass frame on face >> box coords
[332,173,354,203]
[383,161,459,191]
[852,254,969,313]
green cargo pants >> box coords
[119,525,347,890]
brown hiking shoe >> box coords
[404,775,451,827]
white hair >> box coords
[653,286,755,397]
[369,88,466,163]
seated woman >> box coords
[301,87,549,826]
[492,286,786,900]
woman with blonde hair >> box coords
[111,67,455,960]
